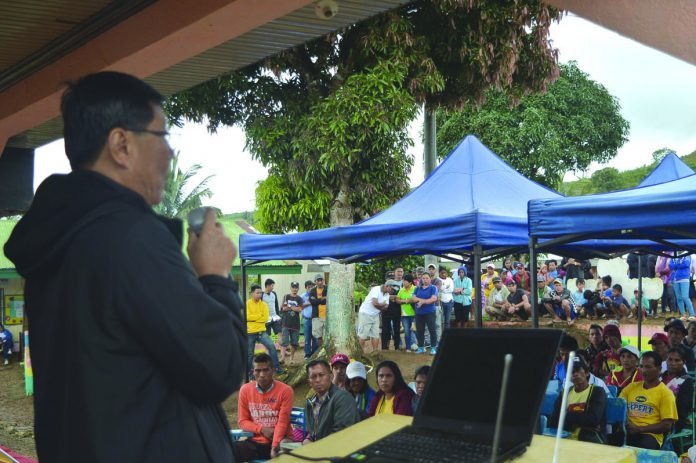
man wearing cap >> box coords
[301,280,318,359]
[542,279,577,326]
[513,262,530,292]
[346,361,375,420]
[485,276,510,320]
[247,285,283,378]
[358,283,393,352]
[330,353,350,390]
[535,274,551,313]
[664,319,696,371]
[594,325,623,379]
[608,345,643,393]
[280,282,303,363]
[309,274,328,350]
[381,275,403,351]
[648,332,671,373]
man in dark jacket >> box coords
[4,72,247,463]
[309,275,328,349]
[303,360,359,443]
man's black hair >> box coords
[264,278,275,287]
[667,347,686,361]
[641,351,662,367]
[60,71,164,170]
[438,266,447,273]
[546,259,557,265]
[602,275,612,286]
[306,359,331,374]
[589,324,603,334]
[403,274,414,284]
[576,278,585,285]
[612,284,623,293]
[414,365,431,379]
[305,280,314,288]
[559,333,579,351]
[253,352,273,366]
[250,284,261,293]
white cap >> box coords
[346,361,367,379]
[619,345,641,359]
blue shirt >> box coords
[302,291,312,319]
[572,290,586,306]
[414,285,438,315]
[610,294,629,308]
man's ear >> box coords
[105,127,132,168]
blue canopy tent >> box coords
[638,152,694,187]
[241,135,561,327]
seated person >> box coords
[411,365,431,412]
[304,359,359,444]
[593,324,623,381]
[589,276,613,318]
[368,361,414,416]
[330,353,350,390]
[620,351,677,450]
[661,347,694,431]
[484,277,510,320]
[630,289,650,319]
[542,279,577,326]
[607,345,642,394]
[572,278,590,318]
[502,280,531,321]
[585,324,608,376]
[602,284,630,320]
[346,361,375,420]
[236,353,294,461]
[549,357,607,444]
[554,334,579,384]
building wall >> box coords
[0,277,24,350]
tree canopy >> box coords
[436,61,630,189]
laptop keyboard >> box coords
[354,428,494,463]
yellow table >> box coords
[276,414,636,463]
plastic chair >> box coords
[546,380,560,394]
[605,397,627,446]
[540,392,558,417]
[606,385,618,398]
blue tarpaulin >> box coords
[240,135,560,262]
[638,152,694,187]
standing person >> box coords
[396,275,417,351]
[620,352,677,450]
[426,264,443,345]
[303,360,359,444]
[280,282,303,364]
[661,348,694,431]
[411,273,439,355]
[247,285,283,377]
[381,278,403,351]
[607,346,643,394]
[301,280,318,359]
[309,274,328,350]
[671,255,695,321]
[3,72,247,462]
[263,278,281,340]
[547,259,559,280]
[368,361,415,417]
[357,283,392,353]
[438,266,454,330]
[656,255,676,316]
[514,262,530,292]
[502,259,515,276]
[585,324,608,376]
[0,324,13,366]
[562,257,585,282]
[452,266,473,328]
[346,361,375,420]
[235,353,294,461]
[330,353,350,390]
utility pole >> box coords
[423,108,437,271]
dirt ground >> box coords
[0,317,668,459]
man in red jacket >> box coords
[236,353,294,460]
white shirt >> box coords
[263,291,280,322]
[439,277,454,303]
[359,286,390,316]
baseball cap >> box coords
[603,324,622,342]
[427,264,437,270]
[648,332,669,345]
[385,280,400,288]
[290,281,299,288]
[492,276,502,283]
[537,275,546,282]
[314,273,324,281]
[486,263,496,269]
[330,353,350,366]
[553,278,563,285]
[346,361,367,380]
[664,319,688,335]
[515,262,524,268]
[619,345,641,359]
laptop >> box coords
[343,328,562,463]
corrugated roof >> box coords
[6,0,409,149]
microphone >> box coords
[187,207,213,234]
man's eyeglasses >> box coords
[127,129,171,144]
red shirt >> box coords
[237,380,294,448]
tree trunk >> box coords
[325,179,362,358]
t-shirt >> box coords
[376,395,394,415]
[567,386,593,440]
[630,295,650,308]
[397,286,416,316]
[263,291,279,321]
[315,287,327,319]
[620,381,678,446]
[537,285,551,301]
[610,294,630,308]
[359,286,389,316]
[486,286,510,308]
[572,290,587,306]
[413,285,438,315]
[302,291,313,319]
[507,288,526,306]
[281,294,303,330]
[439,277,454,303]
[237,380,294,448]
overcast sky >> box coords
[34,13,696,214]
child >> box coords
[573,278,589,317]
[604,284,629,320]
[629,289,650,319]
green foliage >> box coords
[166,0,562,231]
[153,153,213,218]
[435,62,630,189]
[355,255,424,288]
[652,148,676,163]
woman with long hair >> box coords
[368,361,414,416]
[661,347,694,431]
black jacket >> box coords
[4,171,247,463]
[309,285,328,318]
[304,384,359,441]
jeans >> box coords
[661,283,676,313]
[381,310,402,349]
[441,300,454,330]
[401,316,415,349]
[425,305,442,346]
[416,312,438,349]
[303,318,318,358]
[674,281,695,316]
[247,332,281,374]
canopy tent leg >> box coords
[530,237,539,329]
[473,245,483,328]
[638,255,643,350]
[241,258,249,382]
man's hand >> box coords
[271,446,280,459]
[261,427,275,440]
[302,438,312,445]
[187,209,235,278]
[626,422,641,434]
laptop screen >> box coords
[415,328,561,448]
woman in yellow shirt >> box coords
[367,361,414,416]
